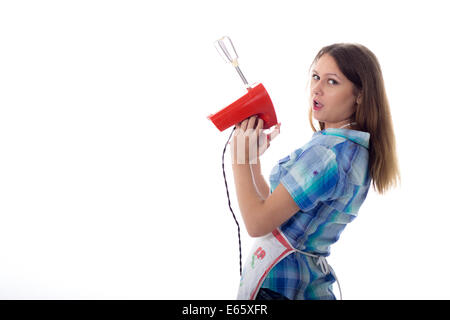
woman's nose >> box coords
[311,81,323,95]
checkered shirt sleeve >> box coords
[280,145,341,212]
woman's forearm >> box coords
[250,159,270,200]
[231,162,265,237]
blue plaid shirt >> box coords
[261,128,371,299]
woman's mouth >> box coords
[313,99,324,111]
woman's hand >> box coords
[231,115,280,165]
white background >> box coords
[1,0,449,299]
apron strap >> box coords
[296,249,343,300]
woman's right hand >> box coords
[229,116,280,164]
[257,122,281,157]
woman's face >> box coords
[310,53,361,129]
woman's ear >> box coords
[356,93,363,105]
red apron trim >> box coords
[248,229,296,300]
[272,229,293,250]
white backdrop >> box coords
[1,0,449,299]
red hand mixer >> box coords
[207,36,278,131]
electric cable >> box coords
[221,126,242,276]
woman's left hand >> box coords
[231,115,280,164]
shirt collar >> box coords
[313,128,370,149]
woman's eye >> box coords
[312,74,338,85]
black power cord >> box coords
[221,126,242,276]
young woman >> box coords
[231,43,400,300]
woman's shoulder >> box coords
[308,132,369,174]
[281,129,369,168]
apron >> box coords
[237,228,342,300]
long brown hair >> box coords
[307,43,400,194]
